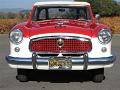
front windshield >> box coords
[32,7,92,21]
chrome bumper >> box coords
[6,54,116,70]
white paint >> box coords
[9,38,32,58]
[8,64,18,69]
[9,33,112,58]
[72,66,84,70]
[37,65,49,70]
[88,38,112,58]
[87,64,114,70]
[34,1,90,7]
[17,65,33,69]
[8,64,114,70]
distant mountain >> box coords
[0,8,24,13]
[20,10,31,13]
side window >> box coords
[39,9,46,20]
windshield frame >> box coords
[32,6,93,22]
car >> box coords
[6,1,116,83]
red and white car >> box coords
[6,1,116,82]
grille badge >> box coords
[57,39,64,48]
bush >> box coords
[0,17,120,34]
[75,0,120,16]
[0,19,16,34]
[100,17,120,34]
[0,19,26,34]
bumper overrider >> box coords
[6,53,116,70]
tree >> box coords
[7,12,17,19]
[74,0,120,16]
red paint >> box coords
[11,3,111,38]
[29,19,93,37]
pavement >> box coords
[0,34,120,90]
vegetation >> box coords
[0,19,26,34]
[75,0,120,16]
[0,10,29,19]
[0,10,29,34]
[0,17,120,34]
[100,17,120,34]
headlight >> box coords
[98,29,111,44]
[10,29,23,44]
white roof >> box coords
[34,1,90,7]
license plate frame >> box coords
[49,57,72,70]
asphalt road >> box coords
[0,34,120,90]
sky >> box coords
[0,0,119,9]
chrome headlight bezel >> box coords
[10,29,23,45]
[98,28,112,45]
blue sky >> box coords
[0,0,119,9]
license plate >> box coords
[49,57,72,70]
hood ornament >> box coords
[57,39,64,48]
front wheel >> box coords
[16,69,30,82]
[92,68,105,83]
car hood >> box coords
[26,20,95,38]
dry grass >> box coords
[0,17,120,34]
[0,19,26,34]
[100,17,120,34]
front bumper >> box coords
[6,54,116,70]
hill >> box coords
[0,8,24,13]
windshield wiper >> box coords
[78,19,90,22]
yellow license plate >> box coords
[49,57,72,70]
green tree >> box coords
[7,12,17,19]
[75,0,120,16]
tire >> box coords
[92,68,105,83]
[16,75,28,82]
[16,69,29,82]
[92,74,105,83]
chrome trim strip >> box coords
[35,52,86,55]
[6,55,116,66]
[31,36,91,41]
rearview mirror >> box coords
[59,8,65,12]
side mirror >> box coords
[95,14,100,23]
[95,14,100,20]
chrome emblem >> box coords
[57,39,64,48]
